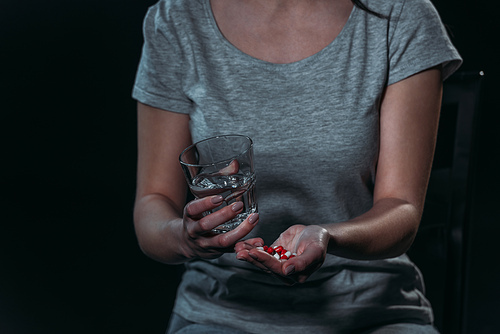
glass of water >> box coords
[179,135,257,233]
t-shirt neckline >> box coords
[204,0,357,70]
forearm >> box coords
[324,197,421,260]
[133,193,189,264]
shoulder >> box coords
[151,0,204,12]
[142,0,208,41]
[145,0,206,26]
[361,0,439,19]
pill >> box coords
[259,245,297,261]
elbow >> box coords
[133,207,187,265]
[134,230,154,258]
[132,205,169,264]
[388,225,419,258]
[379,202,421,258]
[134,228,179,265]
[133,219,158,260]
[361,200,422,259]
[329,199,423,260]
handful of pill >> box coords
[256,245,297,260]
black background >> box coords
[1,0,498,333]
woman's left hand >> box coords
[234,225,330,285]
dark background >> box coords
[1,0,498,333]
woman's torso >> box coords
[132,0,462,331]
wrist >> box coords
[161,217,194,264]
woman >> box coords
[132,0,462,332]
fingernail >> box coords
[231,202,244,212]
[248,213,259,225]
[211,195,223,204]
[284,265,295,276]
[249,252,258,260]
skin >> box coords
[134,0,443,284]
[210,0,354,64]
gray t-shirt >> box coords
[133,0,462,332]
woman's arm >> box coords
[134,103,259,264]
[325,66,443,260]
[236,66,443,281]
[133,102,191,264]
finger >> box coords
[291,245,324,272]
[234,236,264,253]
[238,249,298,285]
[234,247,299,285]
[245,253,298,284]
[190,201,245,236]
[280,258,311,284]
[185,195,224,219]
[208,213,260,251]
[217,213,260,247]
[247,248,284,273]
[235,249,273,272]
[281,247,324,283]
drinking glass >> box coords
[179,135,257,233]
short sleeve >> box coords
[387,0,462,85]
[132,2,192,114]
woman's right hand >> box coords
[178,195,260,260]
[135,103,259,264]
